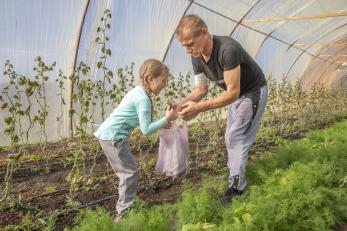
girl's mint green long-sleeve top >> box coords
[94,86,168,141]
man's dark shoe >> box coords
[220,187,243,205]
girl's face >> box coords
[148,72,169,95]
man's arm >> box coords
[172,72,209,110]
[198,65,240,111]
[180,85,208,105]
[178,65,241,119]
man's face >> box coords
[178,28,207,57]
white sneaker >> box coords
[114,213,123,223]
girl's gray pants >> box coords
[98,138,137,214]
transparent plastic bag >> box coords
[155,121,189,178]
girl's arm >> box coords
[136,99,168,136]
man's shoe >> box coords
[220,187,243,205]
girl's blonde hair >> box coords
[139,58,169,120]
[140,58,169,91]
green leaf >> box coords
[1,103,8,109]
[69,109,76,116]
[4,127,14,133]
[5,116,13,124]
[107,71,113,78]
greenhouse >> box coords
[1,0,347,230]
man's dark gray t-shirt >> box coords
[192,35,266,96]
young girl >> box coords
[94,59,177,222]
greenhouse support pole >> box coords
[242,12,347,23]
[162,0,193,62]
[69,0,91,138]
[193,1,334,65]
[285,23,347,77]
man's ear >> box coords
[147,75,154,82]
[201,27,208,36]
[143,75,149,83]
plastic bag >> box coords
[156,121,189,178]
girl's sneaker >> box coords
[114,213,123,223]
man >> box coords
[176,14,268,203]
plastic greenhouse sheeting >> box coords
[1,0,347,145]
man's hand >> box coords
[178,101,201,120]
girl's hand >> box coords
[165,106,178,121]
[164,121,173,129]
